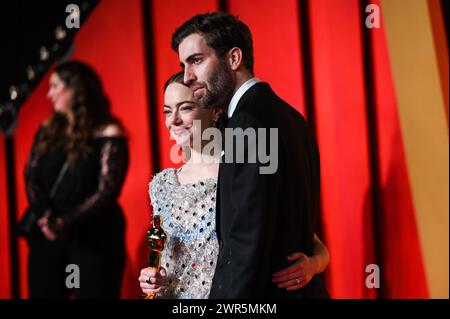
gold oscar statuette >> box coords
[144,214,167,299]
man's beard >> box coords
[196,60,235,110]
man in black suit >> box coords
[171,12,329,298]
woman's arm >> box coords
[50,124,129,238]
[272,233,330,291]
[71,125,128,220]
[24,126,51,217]
[309,233,330,274]
[25,125,61,241]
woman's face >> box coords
[164,83,219,147]
[47,72,74,115]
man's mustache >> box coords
[189,82,207,92]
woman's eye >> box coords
[163,110,171,115]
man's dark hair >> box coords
[171,12,254,75]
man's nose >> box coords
[183,67,196,85]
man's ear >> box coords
[227,47,243,71]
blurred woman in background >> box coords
[24,60,128,298]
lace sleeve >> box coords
[70,138,129,222]
[24,127,49,216]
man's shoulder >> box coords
[239,82,275,106]
[233,82,307,128]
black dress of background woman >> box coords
[24,61,128,298]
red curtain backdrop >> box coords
[0,138,12,298]
[305,0,377,298]
[366,0,428,298]
[1,0,447,298]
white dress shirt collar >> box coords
[227,77,260,118]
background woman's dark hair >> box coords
[36,60,122,165]
[171,12,254,75]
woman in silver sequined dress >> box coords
[139,72,330,299]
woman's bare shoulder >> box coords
[94,123,125,137]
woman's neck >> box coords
[177,147,220,184]
[189,147,221,166]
